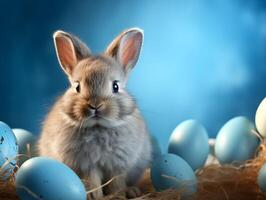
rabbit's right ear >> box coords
[53,30,91,76]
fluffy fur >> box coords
[38,28,152,199]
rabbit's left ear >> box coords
[105,28,143,75]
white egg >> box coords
[256,97,266,138]
[204,138,219,166]
[208,138,215,156]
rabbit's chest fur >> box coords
[65,125,141,174]
[38,102,151,183]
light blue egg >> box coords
[0,121,18,180]
[168,120,209,170]
[258,163,266,192]
[13,129,36,154]
[151,154,197,196]
[15,157,86,200]
[215,116,260,164]
[13,128,37,164]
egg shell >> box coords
[15,157,86,200]
[255,97,266,138]
[215,116,260,164]
[0,121,18,180]
[168,119,209,170]
[151,153,197,196]
[13,128,37,165]
[258,162,266,192]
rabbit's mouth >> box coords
[83,114,124,128]
[91,115,101,119]
[88,113,106,124]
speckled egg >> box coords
[215,116,260,164]
[151,153,197,197]
[15,157,86,200]
[168,119,209,170]
[0,121,18,180]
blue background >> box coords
[0,0,265,152]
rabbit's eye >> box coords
[73,81,80,93]
[112,81,119,93]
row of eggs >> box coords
[150,97,266,196]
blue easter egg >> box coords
[215,116,260,164]
[168,120,209,170]
[15,157,86,200]
[0,121,18,179]
[151,153,197,196]
[13,129,36,155]
[13,129,37,164]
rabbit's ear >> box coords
[53,30,91,76]
[105,28,143,75]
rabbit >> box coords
[37,28,152,199]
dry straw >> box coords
[2,142,266,200]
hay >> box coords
[2,142,266,200]
[0,177,18,200]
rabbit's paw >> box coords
[126,186,142,199]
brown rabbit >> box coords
[38,28,152,199]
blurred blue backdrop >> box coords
[0,0,265,152]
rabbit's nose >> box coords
[89,104,103,113]
[89,104,97,110]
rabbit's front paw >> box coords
[126,186,142,199]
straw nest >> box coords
[2,142,266,200]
